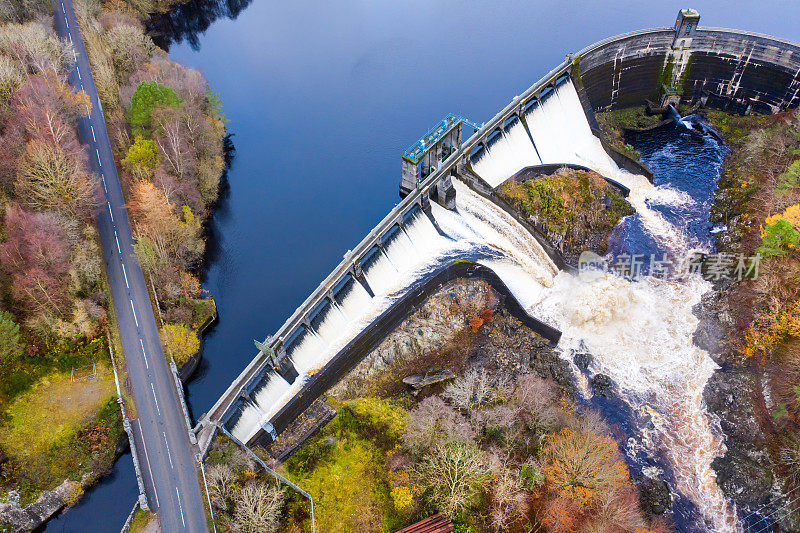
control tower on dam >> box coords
[196,9,800,453]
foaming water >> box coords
[531,271,737,532]
[467,83,735,531]
[226,79,734,530]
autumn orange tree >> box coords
[541,427,630,506]
[129,179,203,272]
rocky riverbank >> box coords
[698,107,800,529]
[329,278,572,401]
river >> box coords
[42,0,800,531]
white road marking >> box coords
[68,33,72,44]
[61,4,65,14]
[136,419,160,508]
[65,18,68,29]
[121,262,129,288]
[162,432,174,468]
[130,299,139,327]
[176,487,185,527]
[107,201,114,222]
[91,125,96,141]
[114,232,121,253]
[140,338,149,369]
[96,148,101,164]
[102,177,107,193]
[150,383,160,415]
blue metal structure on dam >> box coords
[400,114,484,199]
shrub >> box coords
[0,311,23,361]
[778,160,800,191]
[128,81,181,136]
[391,485,413,511]
[759,218,800,257]
[161,322,199,365]
[122,136,159,179]
[520,460,543,489]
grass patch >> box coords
[595,105,663,161]
[128,507,157,533]
[0,336,107,407]
[0,336,123,504]
[1,396,122,504]
[190,298,216,330]
[280,398,411,532]
[0,364,115,463]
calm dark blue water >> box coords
[39,451,137,532]
[48,0,800,530]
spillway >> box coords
[334,277,372,323]
[226,401,262,443]
[227,76,737,532]
[362,247,399,296]
[251,372,291,414]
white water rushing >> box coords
[471,79,735,531]
[229,77,735,531]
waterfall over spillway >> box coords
[229,77,736,532]
[472,79,621,187]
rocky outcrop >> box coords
[0,479,80,532]
[696,287,776,510]
[329,278,569,400]
[328,278,496,399]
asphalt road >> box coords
[51,1,207,530]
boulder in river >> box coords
[637,476,672,516]
[591,373,614,398]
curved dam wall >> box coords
[240,261,560,447]
[576,27,800,114]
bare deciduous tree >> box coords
[442,369,498,410]
[402,396,472,455]
[230,482,284,533]
[16,140,95,218]
[206,464,235,511]
[413,440,487,517]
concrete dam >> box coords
[197,9,800,487]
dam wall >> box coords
[201,10,800,449]
[576,27,800,114]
